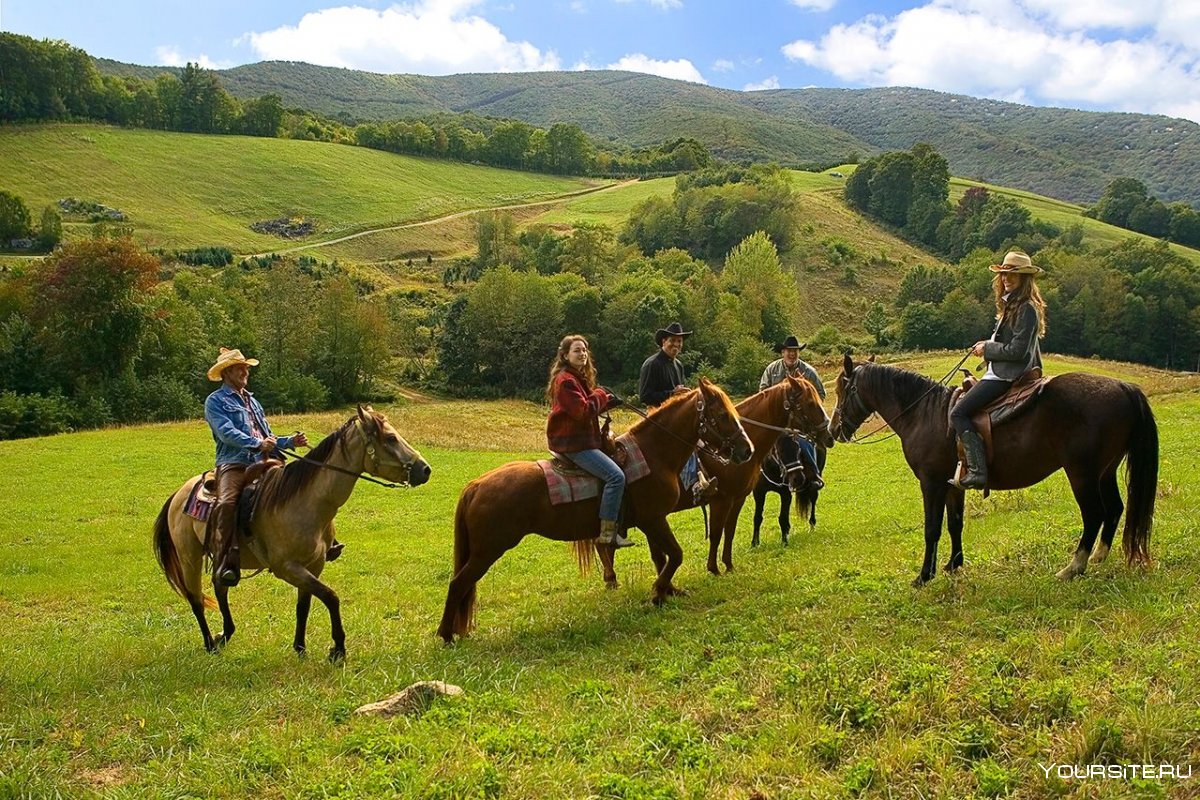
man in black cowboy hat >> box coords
[759,335,827,490]
[638,321,716,501]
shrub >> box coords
[0,391,73,439]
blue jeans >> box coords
[565,449,626,522]
[680,451,699,489]
[796,437,824,477]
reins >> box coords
[618,395,739,465]
[844,350,973,445]
[278,420,412,489]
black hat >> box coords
[655,321,693,346]
[774,335,807,353]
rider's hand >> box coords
[293,432,309,449]
[970,341,987,357]
[671,384,690,395]
[606,392,624,408]
[259,435,278,452]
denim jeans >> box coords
[950,378,1012,436]
[565,449,626,522]
[796,437,824,477]
[680,451,699,489]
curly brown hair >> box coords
[546,335,597,401]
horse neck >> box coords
[861,366,950,441]
[636,393,702,471]
[738,390,790,456]
[292,430,364,517]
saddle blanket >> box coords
[538,434,651,506]
[184,471,215,521]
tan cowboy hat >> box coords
[989,251,1044,275]
[207,347,259,381]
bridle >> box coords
[760,437,806,488]
[279,418,418,489]
[741,383,828,445]
[835,351,972,444]
[623,391,749,465]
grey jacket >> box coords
[982,302,1043,381]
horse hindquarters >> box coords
[153,484,219,651]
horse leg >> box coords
[1058,471,1105,580]
[188,593,217,653]
[438,548,504,643]
[275,560,345,662]
[641,517,685,605]
[751,484,766,547]
[808,488,818,529]
[597,543,618,589]
[212,579,236,648]
[721,497,747,572]
[293,590,313,656]
[1090,470,1123,565]
[706,502,725,575]
[777,488,791,546]
[944,488,965,573]
[915,480,948,587]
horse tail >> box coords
[451,484,477,637]
[1120,383,1157,566]
[793,489,813,530]
[572,540,595,577]
[153,493,216,610]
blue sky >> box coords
[4,0,1199,122]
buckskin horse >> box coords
[830,355,1157,586]
[583,376,833,585]
[437,378,753,643]
[153,405,431,661]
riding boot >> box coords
[691,471,719,503]
[598,519,636,549]
[213,504,241,587]
[327,539,345,561]
[953,430,988,490]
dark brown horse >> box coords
[586,376,834,584]
[437,378,753,643]
[830,355,1157,586]
[750,432,822,547]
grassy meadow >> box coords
[2,354,1199,799]
[0,124,599,252]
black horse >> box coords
[830,355,1157,586]
[751,434,822,546]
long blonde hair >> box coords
[546,335,597,401]
[993,272,1047,337]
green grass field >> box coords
[0,124,598,252]
[3,354,1198,798]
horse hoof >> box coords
[750,540,759,548]
[668,585,688,597]
[911,575,930,588]
[707,566,721,577]
[294,645,307,659]
[328,646,346,664]
[1089,543,1111,564]
[1055,566,1080,581]
[604,580,619,590]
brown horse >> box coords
[154,405,431,661]
[830,355,1157,586]
[437,378,753,643]
[581,376,833,585]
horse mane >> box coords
[254,416,356,513]
[629,388,698,434]
[858,363,951,422]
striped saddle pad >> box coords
[537,434,651,506]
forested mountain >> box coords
[94,58,1200,207]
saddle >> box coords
[236,458,284,533]
[949,368,1049,463]
[549,417,629,476]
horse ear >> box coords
[843,353,855,374]
[356,404,377,433]
[867,353,877,363]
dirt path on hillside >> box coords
[249,178,639,258]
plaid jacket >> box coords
[546,369,613,453]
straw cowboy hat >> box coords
[990,251,1045,276]
[654,321,693,345]
[207,347,259,381]
[774,335,807,353]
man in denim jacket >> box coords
[204,347,309,587]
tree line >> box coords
[0,33,713,178]
[1085,178,1200,249]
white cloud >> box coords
[712,58,735,72]
[155,46,226,70]
[606,54,706,83]
[613,0,683,8]
[744,76,781,91]
[790,0,837,10]
[244,0,560,74]
[782,0,1200,122]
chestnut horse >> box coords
[830,355,1157,586]
[584,376,834,585]
[154,405,431,661]
[438,378,753,643]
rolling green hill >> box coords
[94,58,1200,207]
[0,123,599,251]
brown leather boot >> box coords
[597,519,636,549]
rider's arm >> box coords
[557,374,606,420]
[205,393,263,452]
[803,363,827,400]
[983,304,1038,364]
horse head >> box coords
[354,404,432,486]
[697,377,754,465]
[831,354,875,443]
[783,375,835,449]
